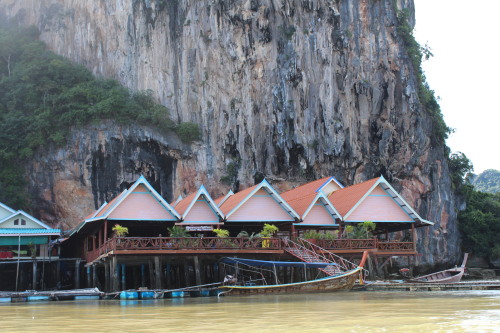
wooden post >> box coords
[148,260,155,289]
[338,221,343,238]
[104,219,108,242]
[411,223,416,251]
[291,224,296,239]
[32,260,37,290]
[98,228,102,248]
[194,256,202,286]
[154,256,162,290]
[75,259,81,289]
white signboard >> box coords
[185,225,214,232]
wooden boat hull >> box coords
[218,267,362,296]
[407,268,464,284]
[407,253,468,284]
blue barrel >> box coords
[27,295,50,302]
[74,295,100,300]
[170,291,185,298]
[200,290,211,297]
[139,291,155,299]
[0,297,11,303]
[120,291,139,300]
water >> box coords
[1,291,500,332]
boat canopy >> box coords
[221,257,337,268]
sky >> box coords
[413,0,500,174]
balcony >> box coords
[85,236,416,264]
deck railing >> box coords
[85,237,282,263]
[84,236,415,263]
[317,239,415,252]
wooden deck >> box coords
[85,236,416,264]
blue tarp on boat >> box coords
[221,257,337,268]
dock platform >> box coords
[358,280,500,291]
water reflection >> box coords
[1,291,499,332]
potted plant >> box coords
[302,230,323,245]
[212,228,234,248]
[167,225,190,237]
[260,224,279,248]
[112,224,129,237]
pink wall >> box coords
[228,189,295,222]
[302,204,336,225]
[183,199,219,223]
[109,185,176,220]
[346,185,413,222]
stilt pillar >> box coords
[148,260,155,289]
[104,260,109,291]
[92,264,97,288]
[121,264,126,290]
[111,255,118,291]
[86,266,91,288]
[154,256,162,290]
[32,260,37,290]
[75,259,81,289]
[141,264,146,287]
[194,256,202,286]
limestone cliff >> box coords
[0,0,460,267]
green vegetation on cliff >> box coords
[472,169,500,194]
[0,26,197,209]
[458,189,500,260]
[396,9,452,146]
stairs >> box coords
[284,239,343,276]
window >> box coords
[21,219,26,225]
[14,219,19,225]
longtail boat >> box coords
[218,252,368,296]
[407,253,469,283]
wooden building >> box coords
[61,175,434,291]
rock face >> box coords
[0,0,461,266]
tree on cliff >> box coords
[0,26,183,209]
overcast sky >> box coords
[413,0,500,174]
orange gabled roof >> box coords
[284,192,318,216]
[173,191,197,215]
[328,177,380,217]
[281,177,332,201]
[219,184,259,215]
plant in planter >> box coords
[212,228,235,247]
[260,224,279,248]
[112,224,129,237]
[237,230,249,238]
[212,228,230,238]
[323,230,339,241]
[167,225,190,237]
[302,230,323,245]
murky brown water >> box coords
[1,291,499,332]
